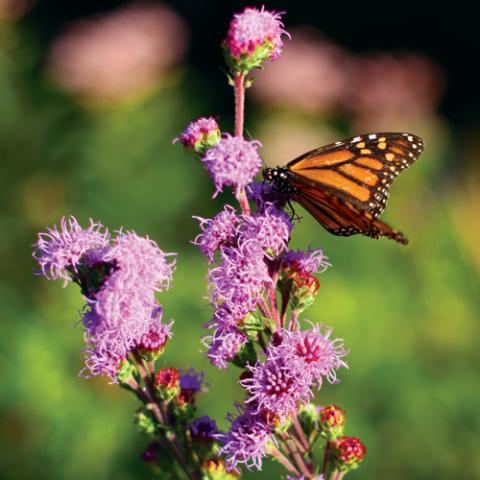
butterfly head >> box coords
[263,167,294,195]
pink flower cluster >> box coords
[33,216,175,381]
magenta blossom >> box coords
[175,116,220,153]
[272,324,348,387]
[241,354,312,417]
[201,134,262,199]
[223,7,289,72]
[33,216,110,285]
[209,240,271,317]
[189,416,218,443]
[217,406,272,471]
[282,248,331,275]
[205,328,248,369]
[239,204,292,257]
[193,205,240,263]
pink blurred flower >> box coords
[348,52,444,131]
[47,3,189,102]
[0,0,34,20]
[251,29,353,113]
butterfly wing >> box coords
[287,132,424,219]
[291,182,409,244]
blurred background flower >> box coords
[47,2,189,103]
[1,1,480,480]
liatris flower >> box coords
[217,407,272,471]
[193,205,240,263]
[189,416,218,443]
[282,248,331,275]
[201,134,262,199]
[273,324,348,387]
[223,7,289,74]
[209,240,271,317]
[331,436,367,471]
[241,354,312,417]
[318,404,346,439]
[246,181,287,210]
[155,367,181,400]
[205,328,248,369]
[33,216,110,285]
[239,204,292,258]
[175,117,221,154]
[135,312,173,359]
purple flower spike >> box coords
[240,204,292,257]
[209,240,271,317]
[33,216,110,285]
[201,134,262,199]
[217,407,272,471]
[193,205,240,263]
[282,248,331,275]
[223,7,289,73]
[180,368,205,393]
[273,323,348,387]
[241,354,312,417]
[175,117,220,153]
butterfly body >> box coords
[263,132,424,245]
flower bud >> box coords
[155,367,180,400]
[116,357,136,385]
[223,7,289,74]
[175,117,220,154]
[319,405,346,440]
[280,260,320,312]
[135,408,159,437]
[332,436,367,471]
[201,458,239,480]
[298,403,321,438]
[189,415,218,443]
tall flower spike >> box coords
[223,7,289,74]
[201,134,262,199]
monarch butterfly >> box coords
[263,132,424,245]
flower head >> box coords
[135,311,173,356]
[223,7,289,73]
[179,368,205,404]
[319,404,346,439]
[217,407,272,471]
[332,436,367,471]
[206,328,248,369]
[201,134,262,199]
[239,204,292,257]
[282,248,331,275]
[193,205,240,263]
[189,416,218,443]
[246,181,287,210]
[241,354,312,417]
[273,324,348,387]
[176,117,220,154]
[33,216,110,285]
[156,367,181,390]
[209,240,271,317]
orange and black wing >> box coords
[286,132,424,244]
[292,182,409,244]
[287,132,424,219]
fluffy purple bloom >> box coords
[201,134,262,198]
[241,354,312,417]
[282,248,331,275]
[206,306,242,331]
[193,205,240,263]
[239,204,292,257]
[189,416,218,443]
[217,407,272,471]
[209,240,271,317]
[175,116,220,152]
[272,324,348,387]
[206,328,248,369]
[223,7,288,61]
[33,216,110,285]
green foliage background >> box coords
[1,15,479,480]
